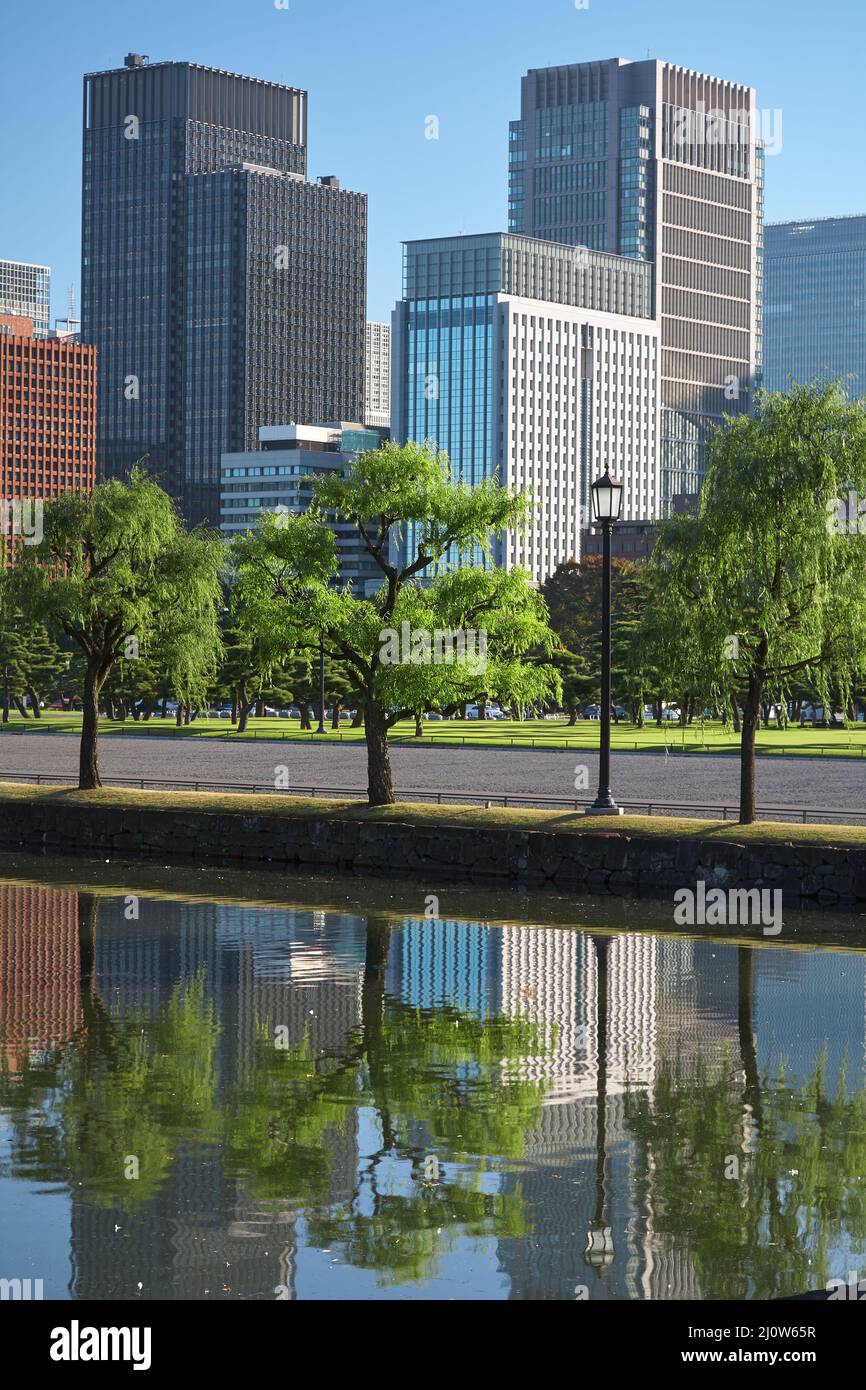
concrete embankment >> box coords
[1,784,865,915]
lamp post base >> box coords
[585,805,624,817]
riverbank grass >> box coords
[1,781,865,847]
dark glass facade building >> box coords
[82,56,366,526]
[764,215,866,400]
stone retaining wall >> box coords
[2,796,866,913]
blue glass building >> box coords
[763,215,866,400]
[392,232,658,581]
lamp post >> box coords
[585,934,615,1277]
[587,471,624,817]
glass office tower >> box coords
[510,59,762,511]
[82,55,366,526]
[0,260,50,338]
[763,215,866,400]
[392,233,658,582]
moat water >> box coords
[1,854,864,1301]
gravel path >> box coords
[0,730,863,817]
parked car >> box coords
[424,711,444,721]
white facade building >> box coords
[392,233,659,585]
[365,321,391,429]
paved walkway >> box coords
[0,730,862,816]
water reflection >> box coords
[0,875,865,1300]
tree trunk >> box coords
[362,915,396,1150]
[365,701,394,806]
[237,682,251,734]
[331,700,342,730]
[27,685,41,718]
[12,694,29,718]
[567,707,577,727]
[2,668,11,723]
[737,946,762,1126]
[184,706,191,726]
[256,698,265,718]
[414,710,424,737]
[176,705,183,727]
[351,707,365,728]
[739,673,762,825]
[79,661,103,789]
[730,691,741,734]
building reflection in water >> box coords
[1,879,865,1300]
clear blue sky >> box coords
[0,0,862,325]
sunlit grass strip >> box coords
[3,712,866,757]
[2,781,866,845]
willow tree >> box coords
[232,441,561,805]
[648,384,866,823]
[16,471,224,788]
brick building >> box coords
[0,313,97,558]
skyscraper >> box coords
[764,215,866,400]
[510,59,763,510]
[0,260,50,339]
[82,54,367,526]
[365,321,391,428]
[392,232,658,582]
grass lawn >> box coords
[2,710,866,758]
[2,780,866,846]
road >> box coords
[0,730,862,817]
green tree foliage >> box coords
[232,441,561,804]
[0,568,65,720]
[15,471,224,788]
[625,1050,866,1299]
[645,384,866,822]
[542,557,653,719]
[0,900,546,1287]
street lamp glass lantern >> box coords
[591,472,624,523]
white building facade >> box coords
[391,233,658,584]
[365,321,391,429]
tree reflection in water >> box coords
[625,945,866,1300]
[0,899,548,1287]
